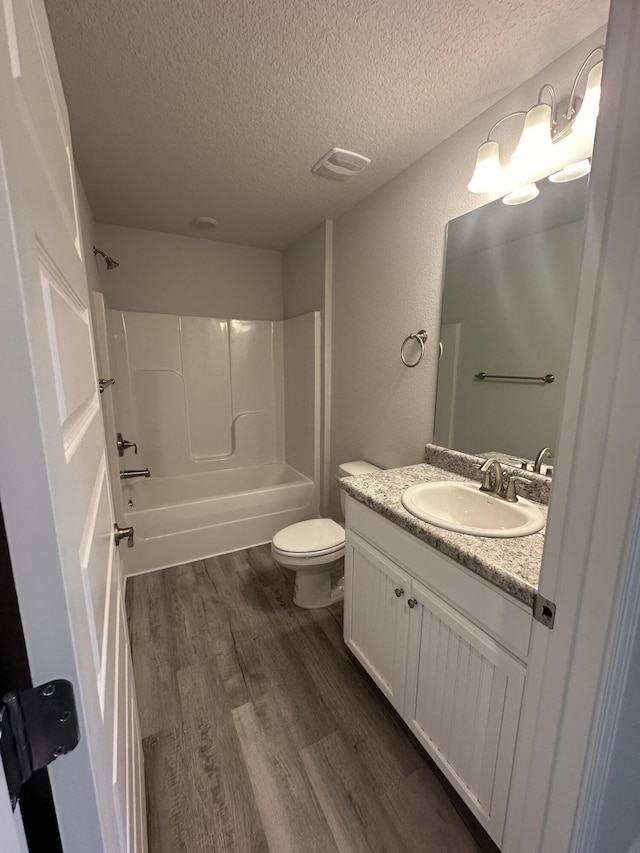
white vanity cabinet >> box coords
[402,577,526,843]
[343,497,532,847]
[344,534,411,713]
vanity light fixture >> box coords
[467,137,511,194]
[571,60,603,136]
[468,47,604,199]
[510,101,555,168]
[548,158,591,183]
[502,183,540,205]
[467,114,525,194]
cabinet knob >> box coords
[407,598,417,608]
[394,588,404,597]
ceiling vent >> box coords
[312,148,371,181]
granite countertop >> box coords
[339,458,547,607]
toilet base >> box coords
[293,566,344,609]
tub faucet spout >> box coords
[120,468,150,480]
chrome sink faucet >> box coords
[479,459,529,503]
[479,458,503,495]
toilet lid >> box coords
[272,519,345,556]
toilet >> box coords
[271,461,381,608]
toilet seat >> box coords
[271,547,345,570]
[272,542,344,561]
[272,518,345,559]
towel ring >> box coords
[401,330,428,368]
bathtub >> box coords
[121,462,316,575]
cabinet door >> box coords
[404,579,525,846]
[344,534,411,713]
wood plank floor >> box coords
[126,545,482,853]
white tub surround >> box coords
[109,309,320,573]
[110,310,287,476]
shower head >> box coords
[93,245,120,270]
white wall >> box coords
[440,220,583,460]
[328,28,605,517]
[95,223,283,319]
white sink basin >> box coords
[401,481,545,538]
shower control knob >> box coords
[407,598,417,608]
[117,432,138,456]
[114,524,134,548]
[394,588,404,597]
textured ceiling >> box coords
[45,0,609,250]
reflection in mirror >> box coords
[434,176,589,473]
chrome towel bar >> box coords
[475,372,555,383]
[401,330,428,368]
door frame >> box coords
[0,502,62,851]
[503,0,640,850]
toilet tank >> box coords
[338,460,381,517]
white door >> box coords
[343,533,411,712]
[0,1,141,850]
[403,578,525,846]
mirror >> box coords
[434,176,589,472]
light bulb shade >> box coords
[511,103,554,168]
[502,183,540,205]
[548,159,591,183]
[467,140,504,194]
[572,60,603,136]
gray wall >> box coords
[283,221,332,513]
[283,313,321,489]
[95,223,283,319]
[328,28,605,517]
[283,222,326,318]
[76,172,101,295]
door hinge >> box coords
[533,593,557,629]
[0,679,80,810]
